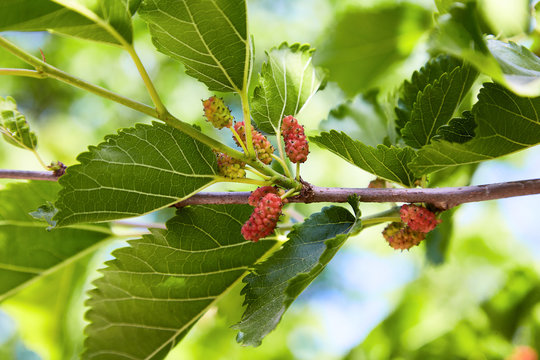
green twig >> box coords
[271,154,293,179]
[0,68,47,79]
[230,126,248,154]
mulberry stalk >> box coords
[400,204,440,233]
[202,96,233,129]
[233,121,274,164]
[216,152,245,179]
[382,222,426,250]
[281,115,309,163]
[241,192,283,242]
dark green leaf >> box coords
[0,0,136,44]
[433,110,475,143]
[0,181,110,301]
[401,62,477,148]
[410,83,540,175]
[310,130,418,187]
[54,122,219,226]
[234,203,361,346]
[431,2,540,96]
[320,91,388,147]
[0,96,37,151]
[316,4,430,96]
[84,204,277,360]
[139,0,250,92]
[251,43,325,134]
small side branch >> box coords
[0,170,58,181]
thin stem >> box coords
[271,154,293,179]
[246,167,271,180]
[0,68,47,79]
[281,188,298,200]
[239,90,256,158]
[216,177,271,187]
[124,44,167,117]
[296,163,301,181]
[0,169,58,181]
[230,126,248,154]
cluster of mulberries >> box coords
[241,187,284,242]
[233,121,274,164]
[382,222,426,250]
[202,96,233,129]
[281,115,309,163]
[216,152,246,179]
[400,204,440,233]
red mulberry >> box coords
[241,193,283,242]
[383,222,426,250]
[203,96,233,129]
[216,152,245,179]
[400,204,440,233]
[248,186,278,206]
[281,115,309,163]
[233,121,274,164]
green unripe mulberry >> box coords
[203,96,233,129]
[216,152,246,179]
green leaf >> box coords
[0,96,37,151]
[84,204,277,360]
[0,0,137,44]
[316,4,430,96]
[310,130,418,187]
[433,110,475,143]
[0,181,110,301]
[401,61,477,148]
[319,91,388,148]
[431,2,540,96]
[234,203,362,346]
[410,83,540,175]
[54,122,219,226]
[396,56,467,132]
[139,0,250,93]
[251,43,325,134]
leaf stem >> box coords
[216,177,271,187]
[239,90,256,158]
[271,154,292,179]
[246,167,271,180]
[0,68,47,79]
[230,126,248,154]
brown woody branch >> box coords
[2,170,539,210]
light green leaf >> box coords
[410,83,540,175]
[0,96,37,151]
[316,4,430,96]
[234,203,361,347]
[251,43,325,134]
[54,122,219,226]
[84,204,277,360]
[319,91,388,148]
[139,0,250,92]
[433,110,475,143]
[310,130,418,187]
[431,2,540,96]
[401,61,477,148]
[0,181,110,301]
[0,0,137,44]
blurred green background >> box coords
[1,0,539,359]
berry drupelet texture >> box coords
[281,115,309,163]
[233,121,274,164]
[202,96,233,129]
[400,204,440,233]
[382,222,426,250]
[241,192,283,242]
[216,152,246,179]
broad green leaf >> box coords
[251,43,325,134]
[54,122,219,226]
[316,4,430,96]
[234,203,362,347]
[84,204,277,360]
[410,83,540,175]
[432,2,540,96]
[139,0,250,92]
[0,181,110,301]
[401,61,477,148]
[0,0,138,44]
[433,110,475,143]
[0,96,37,151]
[310,130,418,187]
[396,56,465,132]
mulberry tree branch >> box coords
[3,170,537,209]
